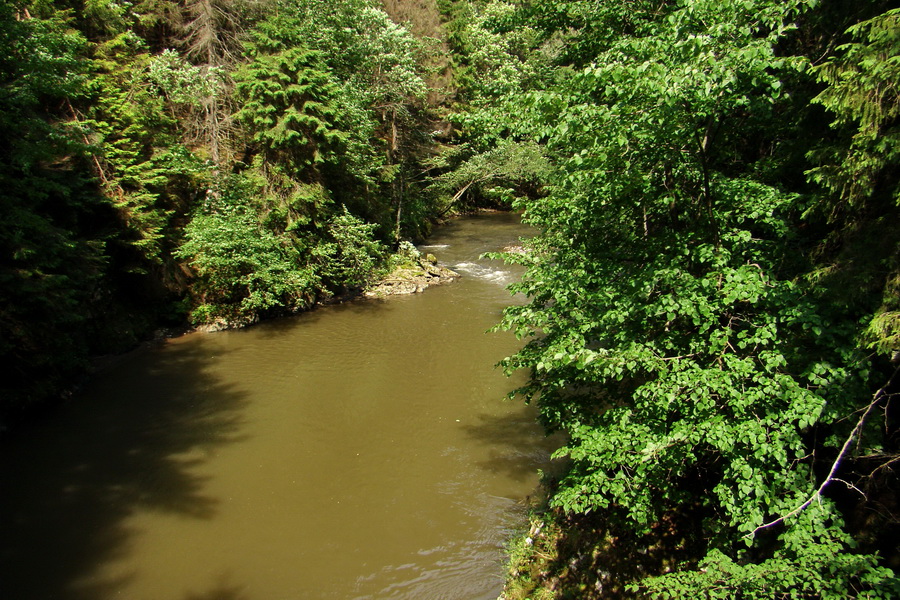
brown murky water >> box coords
[0,212,557,600]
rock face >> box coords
[364,254,458,297]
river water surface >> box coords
[1,212,556,600]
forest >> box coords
[1,0,452,423]
[2,0,899,598]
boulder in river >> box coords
[364,254,458,298]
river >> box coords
[0,212,557,600]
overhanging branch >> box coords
[744,366,899,539]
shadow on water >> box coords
[0,339,249,600]
[238,295,395,342]
[462,405,562,483]
[182,575,250,600]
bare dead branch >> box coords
[867,454,900,479]
[744,366,900,539]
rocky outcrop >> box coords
[501,244,529,255]
[364,254,458,297]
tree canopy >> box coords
[438,0,900,597]
[0,0,437,423]
[1,0,898,596]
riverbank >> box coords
[500,503,707,600]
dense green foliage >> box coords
[3,0,898,595]
[0,4,103,412]
[441,0,900,597]
[0,0,443,424]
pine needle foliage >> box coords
[0,0,432,417]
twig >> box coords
[867,454,900,479]
[658,352,699,361]
[832,478,867,499]
[744,366,900,539]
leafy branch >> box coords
[745,365,900,539]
